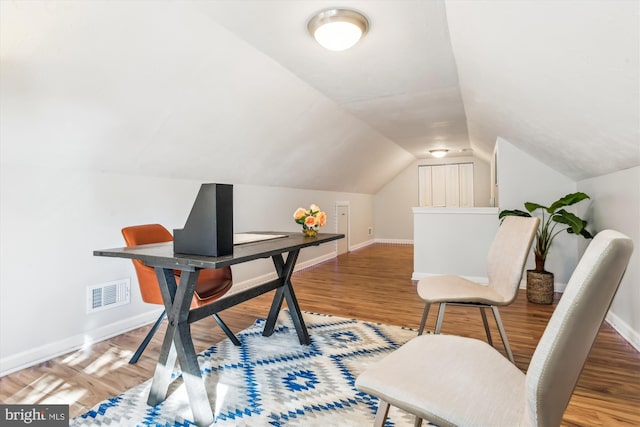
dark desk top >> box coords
[94,232,344,270]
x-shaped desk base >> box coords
[146,250,308,426]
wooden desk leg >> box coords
[283,274,310,345]
[147,268,214,427]
[262,286,285,337]
[263,250,310,345]
[262,253,288,336]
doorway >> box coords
[336,203,349,255]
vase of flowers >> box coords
[293,204,327,237]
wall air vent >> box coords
[87,278,130,313]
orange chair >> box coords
[122,224,240,364]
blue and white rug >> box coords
[72,311,433,426]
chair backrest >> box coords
[523,230,633,427]
[121,224,233,305]
[122,224,174,305]
[122,223,174,246]
[487,216,540,302]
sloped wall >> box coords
[0,0,413,195]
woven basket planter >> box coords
[527,270,554,304]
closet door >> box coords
[431,165,447,207]
[419,166,432,206]
[418,163,475,208]
[459,163,475,207]
[445,164,460,207]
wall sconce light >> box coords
[307,8,369,51]
[430,149,449,158]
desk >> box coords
[94,232,343,426]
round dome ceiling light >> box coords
[307,8,369,51]
[430,149,449,158]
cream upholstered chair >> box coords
[356,230,633,427]
[417,216,539,363]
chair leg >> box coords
[418,303,431,335]
[129,310,166,364]
[213,313,241,346]
[373,400,391,427]
[491,306,515,364]
[434,303,446,334]
[479,307,493,346]
[414,416,423,427]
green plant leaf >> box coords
[579,227,594,239]
[498,209,531,220]
[552,209,588,234]
[524,202,548,213]
[547,192,591,213]
[566,224,594,239]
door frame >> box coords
[335,201,350,254]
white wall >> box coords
[413,207,499,280]
[577,166,640,350]
[375,156,490,240]
[496,137,580,287]
[0,164,374,375]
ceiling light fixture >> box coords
[307,8,369,51]
[430,149,449,158]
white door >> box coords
[419,166,432,206]
[445,164,460,207]
[431,165,447,207]
[459,163,475,207]
[337,205,349,255]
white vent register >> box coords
[87,278,131,313]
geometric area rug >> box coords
[71,311,437,426]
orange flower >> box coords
[316,211,327,227]
[293,208,307,221]
[304,215,317,227]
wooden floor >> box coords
[1,244,638,426]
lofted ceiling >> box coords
[1,0,638,194]
[196,0,471,159]
[446,0,639,180]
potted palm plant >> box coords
[499,192,593,304]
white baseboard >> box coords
[0,309,163,377]
[605,310,640,352]
[0,251,339,377]
[411,272,488,284]
[295,252,337,271]
[375,238,413,245]
[349,239,375,251]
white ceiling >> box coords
[446,0,640,180]
[1,0,638,194]
[196,0,471,159]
